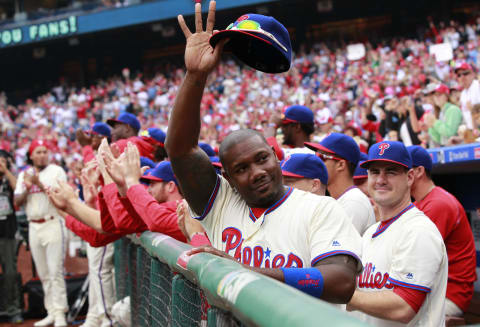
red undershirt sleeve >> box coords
[65,214,121,247]
[126,184,187,242]
[393,285,427,313]
[103,183,148,234]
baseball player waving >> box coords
[165,0,362,304]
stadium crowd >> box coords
[0,3,479,327]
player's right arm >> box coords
[165,1,227,215]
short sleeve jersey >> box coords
[192,176,362,269]
[14,164,67,221]
[337,187,376,236]
[355,205,448,327]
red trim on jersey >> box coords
[250,207,268,220]
[372,203,414,238]
[394,285,427,313]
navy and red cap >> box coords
[361,141,412,169]
[140,161,178,185]
[407,145,433,172]
[141,128,166,146]
[90,122,111,138]
[280,153,328,185]
[209,13,292,73]
[140,156,156,169]
[199,142,216,157]
[107,112,141,132]
[282,105,314,124]
[353,153,368,180]
[305,133,361,166]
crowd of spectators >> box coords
[1,16,480,179]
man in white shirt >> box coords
[456,62,480,130]
[306,133,375,235]
[347,141,447,326]
[14,140,68,327]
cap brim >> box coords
[353,175,368,180]
[281,170,304,178]
[209,30,290,73]
[304,142,335,154]
[106,119,123,127]
[140,175,164,183]
[360,159,410,169]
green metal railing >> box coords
[114,231,370,327]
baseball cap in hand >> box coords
[91,122,111,138]
[407,145,433,172]
[361,141,412,169]
[107,112,141,132]
[305,133,361,166]
[282,105,314,124]
[140,161,177,185]
[209,14,292,73]
[280,153,328,185]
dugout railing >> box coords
[114,231,370,327]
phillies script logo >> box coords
[357,262,393,289]
[222,227,303,268]
[378,143,390,155]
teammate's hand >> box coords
[186,245,236,262]
[80,173,98,209]
[97,138,114,185]
[103,151,127,188]
[177,199,206,241]
[177,1,227,78]
[47,181,77,210]
[123,142,142,188]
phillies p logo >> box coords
[378,143,390,155]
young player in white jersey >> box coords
[306,133,375,235]
[347,141,448,326]
[166,2,362,304]
[14,140,69,327]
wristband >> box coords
[281,267,324,298]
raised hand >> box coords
[80,173,98,209]
[123,142,142,188]
[47,181,77,211]
[177,199,206,241]
[103,150,127,188]
[177,1,227,78]
[97,138,114,184]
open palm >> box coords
[178,1,225,76]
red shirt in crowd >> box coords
[415,186,477,312]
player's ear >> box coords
[406,168,415,187]
[310,178,321,194]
